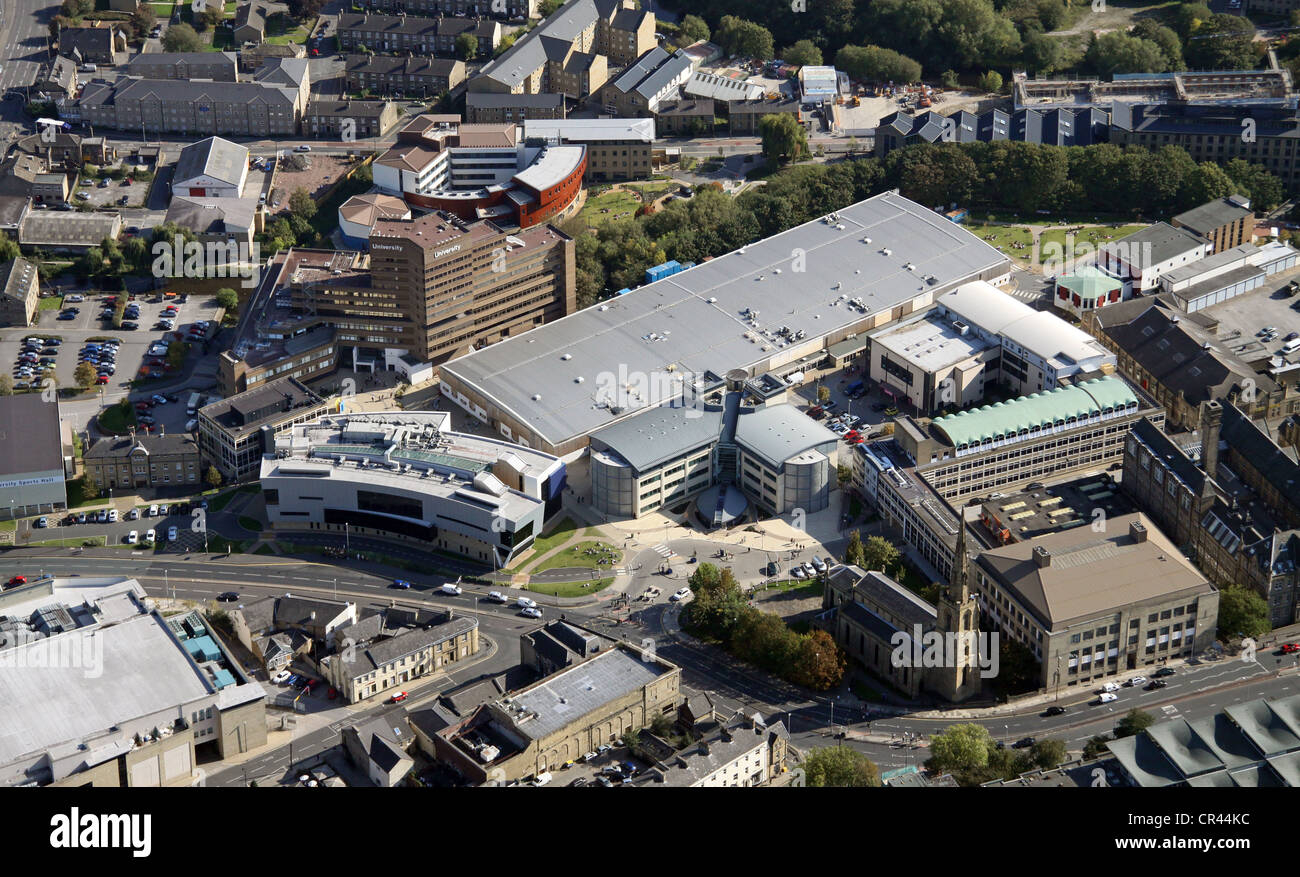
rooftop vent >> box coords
[561,353,572,360]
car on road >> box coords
[1153,666,1176,677]
[217,591,239,601]
[167,526,178,541]
[519,606,543,619]
[1098,692,1118,704]
[1101,681,1121,693]
[1123,676,1147,688]
[1281,643,1300,654]
[1041,705,1067,717]
[671,587,692,601]
[126,530,138,544]
[440,583,463,596]
[486,590,508,603]
[391,579,412,589]
[272,670,291,683]
[1145,679,1168,691]
[516,596,537,609]
[294,144,312,152]
[1011,736,1036,749]
[389,691,408,703]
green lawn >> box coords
[530,540,621,573]
[757,579,822,598]
[526,516,590,557]
[580,188,645,227]
[0,518,16,533]
[964,223,1034,250]
[97,403,137,434]
[27,535,106,548]
[1038,224,1146,257]
[525,577,614,599]
[38,295,65,311]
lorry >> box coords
[186,392,201,415]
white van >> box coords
[1098,692,1118,704]
[1283,338,1300,355]
[186,418,198,431]
[1101,681,1121,693]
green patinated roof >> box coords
[931,376,1138,449]
[1056,265,1123,298]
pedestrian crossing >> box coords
[651,544,673,558]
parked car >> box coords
[6,575,27,587]
[126,508,139,520]
[126,530,138,544]
[272,670,291,683]
[144,528,156,543]
[167,526,178,541]
[107,509,118,522]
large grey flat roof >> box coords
[0,394,63,476]
[733,404,838,469]
[0,613,212,766]
[441,191,1008,447]
[504,647,669,742]
[591,402,721,472]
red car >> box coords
[1281,643,1300,654]
[96,375,109,384]
[389,691,408,703]
[6,575,26,587]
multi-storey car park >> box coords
[438,191,1013,462]
[260,411,566,567]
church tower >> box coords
[929,503,983,703]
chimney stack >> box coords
[1200,400,1223,480]
[1032,546,1051,568]
[1129,521,1148,543]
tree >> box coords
[941,69,960,88]
[59,0,92,18]
[976,69,1003,93]
[1185,14,1260,71]
[927,723,993,773]
[715,15,775,60]
[837,463,851,487]
[198,5,224,31]
[678,14,710,44]
[835,44,922,84]
[1021,32,1061,76]
[1130,19,1185,71]
[816,385,831,404]
[804,747,882,787]
[1115,708,1155,739]
[81,470,100,500]
[539,0,564,14]
[759,112,808,165]
[791,629,846,689]
[205,465,223,490]
[1029,739,1068,770]
[1223,159,1284,213]
[886,143,979,209]
[1083,734,1113,760]
[843,529,865,566]
[74,361,97,390]
[0,231,19,263]
[289,187,317,220]
[162,22,203,52]
[1216,584,1271,640]
[1084,31,1173,78]
[1174,3,1215,39]
[128,4,157,40]
[782,39,822,68]
[215,287,239,311]
[1179,162,1234,211]
[861,536,900,572]
[455,33,478,60]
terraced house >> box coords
[335,13,500,57]
[360,0,535,18]
[125,51,240,82]
[77,77,306,137]
[346,54,466,98]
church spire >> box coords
[951,503,970,601]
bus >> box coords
[186,392,201,415]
